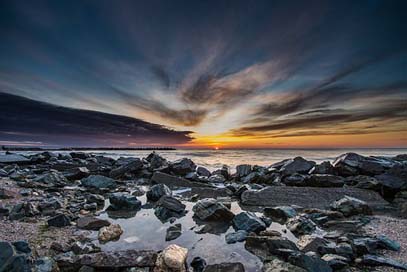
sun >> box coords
[214,146,219,150]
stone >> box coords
[309,161,335,175]
[146,184,172,201]
[12,241,31,254]
[263,206,297,223]
[166,224,182,241]
[330,196,372,217]
[48,214,71,227]
[38,198,63,215]
[283,174,308,186]
[0,188,14,199]
[81,175,117,190]
[85,194,105,205]
[33,171,68,187]
[146,152,167,169]
[376,234,401,251]
[63,167,90,181]
[321,254,349,270]
[190,257,207,272]
[154,244,188,272]
[358,254,407,270]
[280,157,315,176]
[225,230,248,244]
[0,154,30,164]
[236,164,252,177]
[203,263,245,272]
[197,166,211,177]
[170,158,196,176]
[151,172,213,188]
[286,215,316,236]
[76,216,111,230]
[288,252,332,272]
[110,159,143,179]
[245,236,298,261]
[305,174,345,187]
[208,174,226,183]
[347,175,380,190]
[375,173,407,198]
[0,241,31,272]
[155,196,186,222]
[333,153,395,176]
[212,165,230,179]
[98,224,123,243]
[71,241,101,255]
[232,212,266,233]
[262,259,306,272]
[70,152,90,159]
[192,199,234,221]
[108,192,141,210]
[34,257,58,272]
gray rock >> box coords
[146,184,172,202]
[197,166,211,177]
[262,259,306,272]
[212,165,230,180]
[225,230,248,244]
[347,175,380,190]
[170,158,196,175]
[108,193,141,210]
[288,252,332,272]
[34,257,58,272]
[151,172,213,188]
[286,216,316,236]
[155,196,186,222]
[245,236,298,260]
[76,216,111,230]
[333,153,396,176]
[264,206,297,223]
[165,223,182,241]
[236,164,252,177]
[109,159,143,179]
[63,167,90,181]
[309,161,335,175]
[33,171,68,187]
[0,154,30,164]
[81,175,117,190]
[190,257,207,272]
[48,214,71,227]
[0,241,31,272]
[12,241,31,254]
[232,212,266,233]
[280,157,315,176]
[358,254,407,270]
[321,254,349,270]
[71,241,101,255]
[70,152,90,159]
[208,174,226,183]
[305,174,345,187]
[203,263,245,272]
[146,152,167,169]
[85,194,105,205]
[192,199,234,221]
[330,196,372,217]
[283,173,308,186]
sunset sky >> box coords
[0,0,406,148]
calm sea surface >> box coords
[14,148,407,172]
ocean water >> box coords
[64,148,407,172]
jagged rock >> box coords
[333,153,396,176]
[0,241,31,272]
[166,224,182,241]
[38,198,63,215]
[98,224,123,243]
[245,236,298,260]
[264,206,297,223]
[374,173,407,198]
[347,175,380,190]
[225,230,248,244]
[170,158,196,176]
[203,263,244,272]
[192,199,234,221]
[33,171,68,187]
[70,152,90,159]
[155,196,186,222]
[85,194,105,205]
[283,173,308,186]
[47,214,71,227]
[81,175,117,190]
[357,254,407,270]
[352,235,401,255]
[236,164,252,177]
[305,174,345,187]
[330,196,372,217]
[197,166,211,177]
[146,184,172,202]
[232,212,266,233]
[262,259,306,272]
[154,244,188,272]
[146,152,167,169]
[76,216,110,230]
[212,165,229,179]
[288,252,332,272]
[109,159,143,178]
[309,161,335,175]
[9,202,40,220]
[0,154,30,164]
[108,193,141,210]
[71,241,101,255]
[321,254,349,270]
[286,215,316,236]
[34,257,58,272]
[151,172,213,188]
[280,157,315,176]
[190,257,207,272]
[208,174,226,183]
[63,167,90,181]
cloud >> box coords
[0,92,193,146]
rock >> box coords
[155,196,186,222]
[333,153,395,176]
[203,263,245,272]
[34,257,58,272]
[0,154,30,164]
[77,216,111,230]
[38,198,63,215]
[0,241,31,272]
[154,244,188,272]
[192,199,234,221]
[283,174,308,186]
[232,212,266,233]
[170,158,196,176]
[236,164,252,177]
[305,174,345,187]
[357,254,407,270]
[33,171,68,187]
[12,241,31,254]
[262,259,306,272]
[376,234,401,251]
[110,159,143,179]
[286,216,316,236]
[146,184,172,202]
[259,230,282,237]
[190,257,207,272]
[225,230,248,244]
[330,196,372,217]
[166,224,182,241]
[81,175,117,190]
[98,224,123,243]
[71,241,101,255]
[280,157,315,176]
[321,254,349,270]
[151,172,213,188]
[208,174,226,183]
[263,206,297,223]
[70,152,90,159]
[0,188,14,199]
[63,167,90,181]
[212,165,230,180]
[9,202,40,220]
[108,192,141,211]
[48,214,71,227]
[346,175,380,190]
[146,152,167,169]
[241,186,388,209]
[197,166,211,177]
[309,161,335,175]
[85,194,105,205]
[375,173,407,198]
[288,252,332,272]
[245,236,298,260]
[352,236,401,255]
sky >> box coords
[0,0,406,148]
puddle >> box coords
[93,189,298,272]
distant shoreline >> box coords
[0,146,176,151]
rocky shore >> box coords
[0,151,406,272]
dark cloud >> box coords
[0,92,193,146]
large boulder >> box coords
[155,196,186,222]
[47,214,71,227]
[146,184,172,202]
[279,157,315,176]
[330,196,372,217]
[108,193,141,210]
[109,159,143,179]
[245,236,298,260]
[0,241,31,272]
[76,217,111,230]
[154,244,188,272]
[81,175,117,190]
[197,166,211,177]
[192,199,234,221]
[0,154,31,164]
[63,167,90,181]
[357,254,407,270]
[236,164,252,178]
[170,158,196,175]
[146,152,167,169]
[151,172,213,188]
[309,161,335,175]
[98,224,123,243]
[333,153,397,176]
[305,174,345,187]
[33,171,68,187]
[264,206,297,223]
[232,212,267,233]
